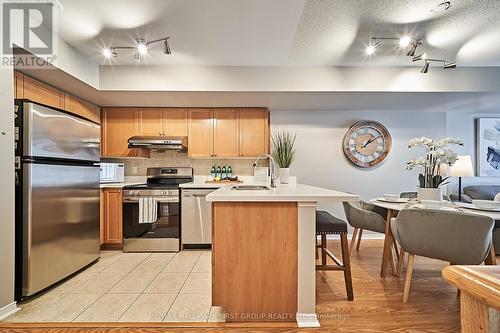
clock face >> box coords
[342,121,392,168]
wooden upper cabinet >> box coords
[164,108,188,136]
[188,109,214,158]
[136,108,164,136]
[239,108,269,157]
[14,71,24,98]
[22,74,63,109]
[214,109,239,157]
[102,108,148,158]
[64,93,100,124]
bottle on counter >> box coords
[216,166,222,179]
[227,166,233,177]
[211,166,216,179]
[221,166,227,179]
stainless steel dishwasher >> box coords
[181,188,215,247]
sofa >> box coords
[454,185,500,255]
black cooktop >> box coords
[123,176,192,190]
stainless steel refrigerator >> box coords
[14,100,101,300]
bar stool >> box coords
[316,210,354,301]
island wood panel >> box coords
[213,109,239,157]
[136,108,164,136]
[188,109,214,157]
[102,188,123,244]
[164,108,188,136]
[22,74,64,109]
[239,108,269,157]
[101,108,149,158]
[212,202,298,321]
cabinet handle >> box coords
[213,154,217,157]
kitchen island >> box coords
[206,183,359,327]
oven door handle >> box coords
[123,197,179,203]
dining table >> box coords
[369,198,498,278]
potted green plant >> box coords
[271,131,296,184]
[406,137,463,200]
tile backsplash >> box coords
[103,150,259,176]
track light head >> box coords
[102,48,117,59]
[421,61,430,73]
[399,36,411,48]
[366,41,381,55]
[412,53,426,62]
[444,61,456,69]
[407,40,422,57]
[163,37,171,55]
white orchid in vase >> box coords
[406,137,464,188]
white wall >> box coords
[271,110,447,226]
[0,68,16,315]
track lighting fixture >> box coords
[102,37,172,61]
[420,59,457,73]
[365,34,456,73]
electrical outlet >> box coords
[131,166,138,174]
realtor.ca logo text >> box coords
[1,0,59,68]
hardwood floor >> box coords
[2,239,486,332]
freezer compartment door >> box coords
[23,102,100,161]
[181,189,213,245]
[22,162,100,297]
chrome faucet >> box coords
[252,154,278,188]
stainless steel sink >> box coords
[230,185,270,191]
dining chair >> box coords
[391,209,494,302]
[343,201,387,254]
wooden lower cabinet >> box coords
[101,188,123,245]
[212,202,298,321]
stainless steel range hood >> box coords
[128,136,188,151]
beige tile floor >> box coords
[4,250,219,323]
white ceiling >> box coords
[57,0,500,67]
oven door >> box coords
[123,197,180,239]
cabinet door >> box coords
[188,109,214,157]
[102,108,139,157]
[136,108,164,136]
[214,109,239,157]
[104,189,123,244]
[100,190,105,245]
[239,108,269,157]
[23,74,63,109]
[64,93,100,123]
[164,108,188,136]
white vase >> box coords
[279,168,290,184]
[417,187,443,201]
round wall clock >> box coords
[342,121,392,168]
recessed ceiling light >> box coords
[431,1,452,13]
[399,36,411,48]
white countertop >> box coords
[206,183,359,203]
[179,175,256,189]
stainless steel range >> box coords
[122,167,193,252]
